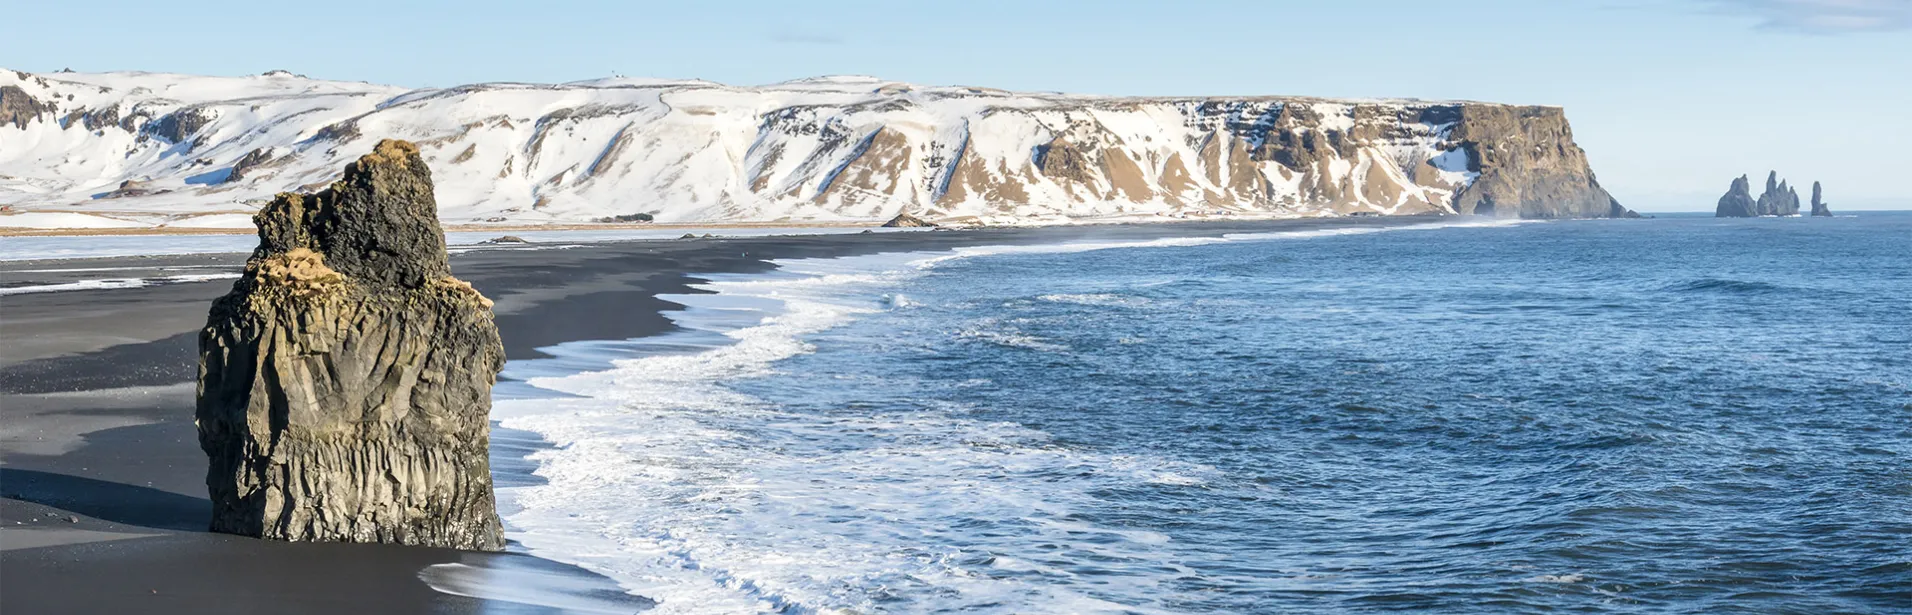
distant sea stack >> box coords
[1,70,1636,226]
[1810,181,1832,217]
[1717,171,1801,217]
[197,139,506,550]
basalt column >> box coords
[197,139,505,550]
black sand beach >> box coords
[1,216,1436,613]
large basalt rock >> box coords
[197,139,505,551]
[1810,181,1832,217]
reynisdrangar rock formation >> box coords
[1716,175,1757,218]
[1754,172,1800,216]
[1810,181,1832,217]
[196,139,505,550]
[1717,171,1801,217]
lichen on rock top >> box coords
[197,139,505,550]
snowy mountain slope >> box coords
[0,69,1630,229]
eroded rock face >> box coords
[1754,172,1800,216]
[197,139,505,551]
[0,85,49,129]
[1717,175,1758,217]
[881,212,934,227]
[145,106,216,145]
[225,147,280,183]
[1447,105,1630,219]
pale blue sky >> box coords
[5,0,1907,211]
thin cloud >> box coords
[1700,0,1912,33]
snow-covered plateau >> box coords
[0,69,1631,230]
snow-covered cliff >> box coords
[0,69,1630,229]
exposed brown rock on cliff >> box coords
[1157,152,1198,203]
[816,127,912,207]
[585,124,636,180]
[1036,137,1097,185]
[197,139,505,551]
[938,140,1033,207]
[881,212,935,227]
[225,147,282,183]
[1447,105,1630,218]
[1102,149,1153,204]
[145,107,216,145]
[96,179,168,199]
[1033,133,1154,204]
[1359,157,1406,208]
[1,85,52,129]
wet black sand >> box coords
[0,217,1432,613]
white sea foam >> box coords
[955,318,1071,352]
[491,218,1537,613]
[1037,292,1148,307]
[904,235,1231,270]
[1221,216,1536,242]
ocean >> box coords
[489,214,1911,614]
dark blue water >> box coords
[501,214,1910,614]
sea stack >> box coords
[1716,171,1800,217]
[1811,181,1832,217]
[196,139,506,550]
[1755,171,1801,216]
[1716,175,1757,217]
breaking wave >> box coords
[486,218,1610,614]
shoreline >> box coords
[0,211,1354,238]
[0,219,889,237]
[1,215,1457,613]
[474,215,1568,607]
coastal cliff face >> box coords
[0,69,1632,227]
[1717,171,1801,217]
[196,139,505,550]
[1447,105,1631,219]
